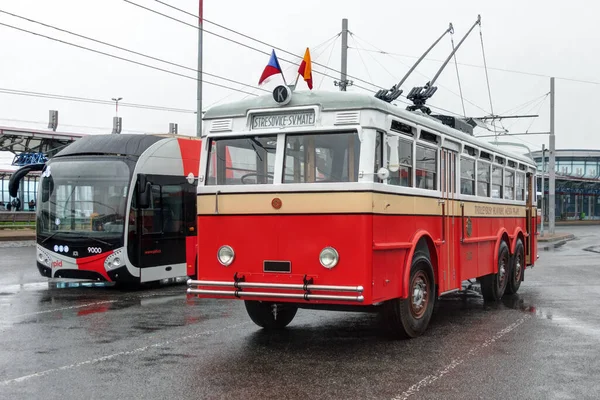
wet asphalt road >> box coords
[1,227,599,400]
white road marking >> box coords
[0,322,249,385]
[392,316,530,400]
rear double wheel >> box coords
[383,251,435,339]
[505,239,524,295]
[244,301,298,330]
[481,241,509,301]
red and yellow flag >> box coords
[297,47,313,90]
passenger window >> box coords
[477,161,490,197]
[460,157,475,195]
[386,135,413,187]
[416,145,437,190]
[504,170,515,200]
[492,166,503,198]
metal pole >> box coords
[541,143,545,237]
[196,0,203,137]
[548,77,556,234]
[340,18,348,91]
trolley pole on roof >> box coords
[548,77,556,234]
[196,0,203,137]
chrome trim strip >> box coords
[187,288,364,302]
[187,280,364,293]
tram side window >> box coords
[492,166,503,198]
[460,157,475,195]
[386,135,413,187]
[504,170,515,200]
[207,136,276,185]
[477,161,490,197]
[283,132,361,183]
[375,132,383,183]
[516,172,526,201]
[416,145,437,190]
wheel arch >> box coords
[402,230,438,298]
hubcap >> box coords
[498,255,507,288]
[515,254,522,281]
[410,271,429,319]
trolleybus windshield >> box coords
[38,159,130,239]
[206,131,361,185]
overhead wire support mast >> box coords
[406,15,482,115]
[375,23,454,103]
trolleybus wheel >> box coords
[244,301,298,330]
[383,251,435,339]
[480,241,509,301]
[505,239,524,295]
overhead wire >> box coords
[0,21,260,97]
[148,0,383,90]
[350,33,491,115]
[0,9,267,94]
[0,87,196,113]
[349,47,600,86]
[123,0,384,92]
[450,31,467,117]
[478,22,497,136]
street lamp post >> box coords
[112,97,123,116]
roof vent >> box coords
[334,111,360,125]
[210,119,233,132]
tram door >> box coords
[439,147,458,293]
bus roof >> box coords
[204,90,535,167]
[54,134,165,158]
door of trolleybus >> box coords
[440,147,458,292]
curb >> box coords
[540,234,575,251]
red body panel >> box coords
[197,212,536,305]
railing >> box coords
[0,211,36,229]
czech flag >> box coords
[298,47,313,90]
[258,50,283,85]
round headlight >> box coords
[319,247,339,269]
[112,258,121,267]
[217,245,235,266]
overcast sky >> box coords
[1,0,599,168]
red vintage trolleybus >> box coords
[187,89,538,338]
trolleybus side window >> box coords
[477,160,490,197]
[492,165,503,198]
[386,135,413,187]
[207,136,276,185]
[375,131,383,183]
[516,172,526,201]
[504,169,515,200]
[283,132,361,183]
[415,145,437,190]
[460,157,475,195]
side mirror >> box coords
[138,182,152,209]
[376,167,390,181]
[41,176,54,203]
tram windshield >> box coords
[206,131,361,185]
[37,159,131,238]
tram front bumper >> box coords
[186,277,365,303]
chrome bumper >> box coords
[186,278,364,303]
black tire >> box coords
[244,301,298,330]
[382,251,435,339]
[505,239,524,295]
[481,241,509,301]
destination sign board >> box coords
[251,111,315,130]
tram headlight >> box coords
[319,247,339,269]
[217,245,235,266]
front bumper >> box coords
[187,275,364,303]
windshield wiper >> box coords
[87,236,114,247]
[40,232,60,244]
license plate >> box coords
[263,260,291,273]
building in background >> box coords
[532,149,600,221]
